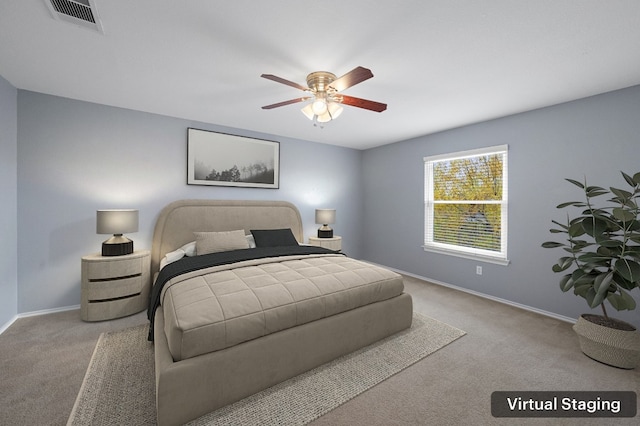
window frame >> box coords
[423,144,509,265]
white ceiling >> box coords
[1,1,640,150]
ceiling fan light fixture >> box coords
[302,99,344,123]
[316,111,332,123]
[327,102,343,119]
[311,96,328,115]
[301,103,314,120]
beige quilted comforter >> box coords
[160,253,404,361]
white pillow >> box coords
[194,230,250,255]
[174,235,254,259]
[179,241,197,257]
[159,248,186,270]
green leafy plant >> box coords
[542,171,640,321]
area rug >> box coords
[67,313,465,426]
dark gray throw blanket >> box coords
[147,245,341,341]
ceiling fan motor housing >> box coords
[306,71,337,93]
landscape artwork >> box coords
[187,128,280,188]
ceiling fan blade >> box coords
[261,74,309,91]
[329,66,374,92]
[261,97,311,110]
[340,95,387,112]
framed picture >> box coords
[187,128,280,188]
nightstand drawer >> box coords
[85,257,144,280]
[83,297,146,322]
[85,275,143,301]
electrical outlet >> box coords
[476,265,483,275]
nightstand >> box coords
[81,250,151,321]
[308,236,342,251]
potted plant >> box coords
[542,171,640,369]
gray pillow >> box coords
[194,230,250,255]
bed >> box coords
[148,199,413,426]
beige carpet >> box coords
[67,313,465,426]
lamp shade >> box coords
[315,209,336,225]
[327,102,343,119]
[301,103,314,120]
[96,209,139,235]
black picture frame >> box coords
[187,128,280,188]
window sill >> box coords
[422,246,510,266]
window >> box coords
[424,145,508,265]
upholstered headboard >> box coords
[150,199,303,273]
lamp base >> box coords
[317,226,333,239]
[102,235,134,256]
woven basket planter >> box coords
[573,315,640,369]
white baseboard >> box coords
[370,263,577,324]
[18,304,80,318]
[0,304,80,335]
[0,315,19,336]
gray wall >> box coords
[16,91,363,313]
[362,85,640,327]
[0,75,18,327]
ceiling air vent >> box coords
[45,0,104,34]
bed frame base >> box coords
[155,293,413,426]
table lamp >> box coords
[96,209,139,256]
[315,209,336,238]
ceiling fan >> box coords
[261,66,387,125]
